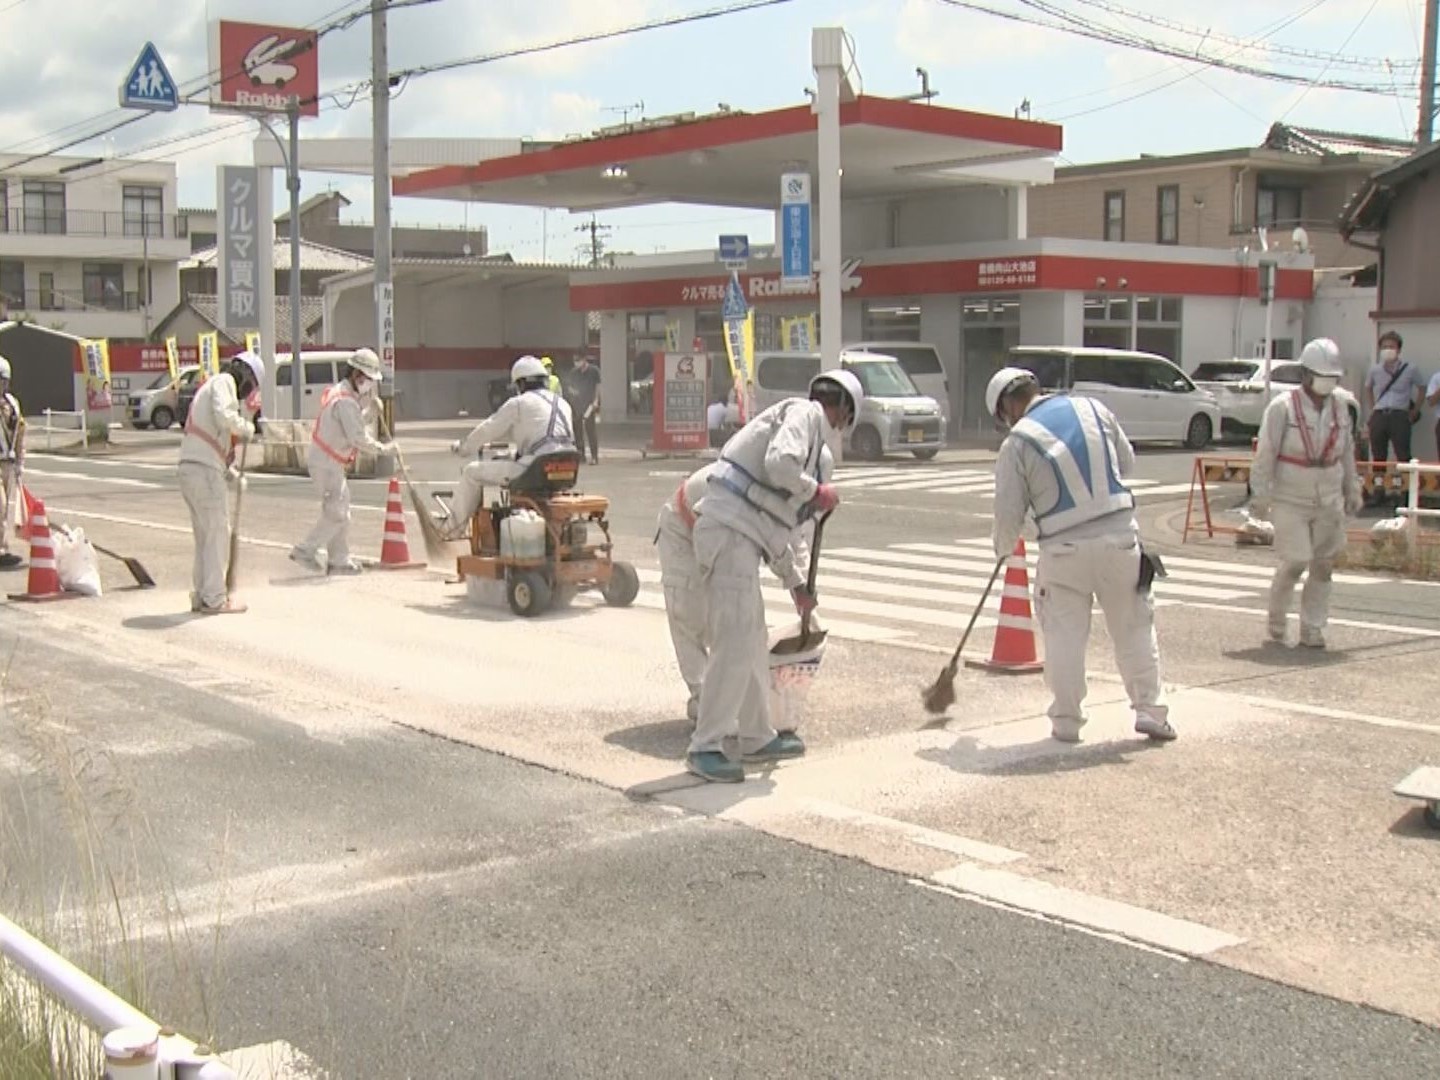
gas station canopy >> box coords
[393,95,1063,213]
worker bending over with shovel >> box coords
[179,351,263,615]
[290,348,393,575]
[988,366,1175,744]
[1249,337,1362,649]
[657,460,821,727]
[0,355,27,569]
[684,369,864,783]
[440,355,575,539]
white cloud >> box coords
[894,0,1053,66]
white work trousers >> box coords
[1268,502,1345,638]
[1034,532,1166,733]
[656,507,705,721]
[298,458,352,564]
[450,459,523,524]
[178,462,230,609]
[0,461,16,555]
[690,516,775,756]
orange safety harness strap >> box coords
[674,481,696,529]
[311,383,358,467]
[183,385,235,465]
[1276,389,1340,469]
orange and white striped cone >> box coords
[8,497,76,603]
[966,538,1043,674]
[376,476,424,570]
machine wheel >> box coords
[1425,802,1440,831]
[150,405,174,430]
[1184,414,1213,451]
[552,584,578,608]
[603,561,640,607]
[912,448,939,461]
[506,571,552,618]
[851,425,884,461]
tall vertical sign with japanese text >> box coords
[780,172,811,292]
[376,282,395,390]
[217,165,260,331]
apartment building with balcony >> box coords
[1029,124,1414,269]
[0,154,189,341]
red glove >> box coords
[791,586,817,618]
[809,483,840,514]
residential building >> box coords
[1029,124,1414,269]
[0,154,189,340]
[276,191,488,260]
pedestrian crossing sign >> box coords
[120,42,179,112]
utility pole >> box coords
[1420,0,1438,145]
[372,0,396,431]
[288,101,303,424]
[576,215,611,268]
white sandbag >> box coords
[767,617,826,734]
[51,525,102,597]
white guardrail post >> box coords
[1393,459,1440,561]
[0,912,237,1079]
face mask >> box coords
[1379,348,1398,365]
[355,376,373,395]
[1309,375,1338,397]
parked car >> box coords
[1190,358,1361,438]
[752,349,946,460]
[178,352,352,426]
[845,341,950,426]
[1009,346,1220,450]
[129,365,200,430]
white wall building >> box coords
[0,154,190,341]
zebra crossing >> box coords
[830,465,1196,501]
[631,536,1380,648]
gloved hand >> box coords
[226,465,241,483]
[791,586,817,618]
[808,483,840,514]
[450,439,463,456]
[1345,489,1363,516]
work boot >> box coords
[289,546,323,571]
[327,559,364,576]
[200,599,247,615]
[1050,718,1084,743]
[1298,628,1326,650]
[742,733,806,762]
[1135,713,1178,741]
[686,751,743,783]
[0,552,22,569]
[1267,621,1287,644]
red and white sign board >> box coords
[209,21,319,118]
[652,352,709,453]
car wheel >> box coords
[602,562,640,607]
[1184,414,1213,451]
[851,425,883,461]
[912,448,939,461]
[150,405,174,430]
[506,570,552,618]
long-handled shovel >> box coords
[920,556,1006,717]
[225,441,249,594]
[90,542,155,588]
[770,511,831,657]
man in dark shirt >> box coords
[567,355,602,465]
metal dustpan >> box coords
[769,511,830,657]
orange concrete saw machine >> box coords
[434,448,640,618]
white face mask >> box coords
[1379,348,1399,366]
[1309,375,1339,397]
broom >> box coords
[920,556,1006,716]
[377,411,449,563]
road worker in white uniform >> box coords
[289,348,392,575]
[989,367,1176,744]
[0,356,27,569]
[656,461,820,726]
[441,355,575,538]
[179,351,263,614]
[1250,338,1362,649]
[684,369,863,783]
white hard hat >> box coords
[810,368,865,432]
[349,347,383,380]
[511,354,547,383]
[234,350,265,386]
[985,366,1038,420]
[1298,338,1342,378]
[0,355,10,380]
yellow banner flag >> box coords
[81,339,112,411]
[723,310,756,424]
[164,336,180,382]
[197,331,219,381]
[244,331,261,355]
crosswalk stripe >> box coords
[877,470,993,492]
[630,590,914,644]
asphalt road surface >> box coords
[2,425,1438,1078]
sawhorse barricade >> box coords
[1359,459,1440,503]
[1182,456,1253,543]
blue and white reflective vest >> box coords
[1010,396,1134,538]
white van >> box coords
[753,349,946,460]
[1009,346,1221,449]
[129,365,200,429]
[272,351,351,421]
[846,341,950,425]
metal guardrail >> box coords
[0,912,236,1078]
[37,409,88,452]
[0,208,189,240]
[1395,459,1440,556]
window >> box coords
[1141,359,1192,393]
[22,181,65,235]
[304,361,333,386]
[277,364,292,388]
[1257,184,1302,228]
[873,345,943,380]
[1074,354,1143,389]
[1272,363,1303,385]
[123,185,164,238]
[0,181,7,233]
[626,310,668,417]
[861,300,922,341]
[962,296,1021,432]
[0,261,22,308]
[1156,185,1179,245]
[841,359,918,398]
[1084,292,1183,359]
[1103,190,1125,242]
[83,262,125,311]
[38,271,54,310]
[1012,352,1068,390]
[757,353,816,393]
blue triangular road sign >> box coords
[119,43,179,112]
[721,272,748,321]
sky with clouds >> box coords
[0,0,1429,261]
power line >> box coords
[1279,0,1384,121]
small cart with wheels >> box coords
[1394,766,1440,831]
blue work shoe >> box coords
[686,751,744,783]
[742,733,806,762]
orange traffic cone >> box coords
[376,476,424,570]
[8,497,76,603]
[966,538,1043,674]
[15,484,38,542]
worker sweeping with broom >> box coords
[290,348,394,575]
[179,351,263,615]
[683,369,863,783]
[951,366,1175,744]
